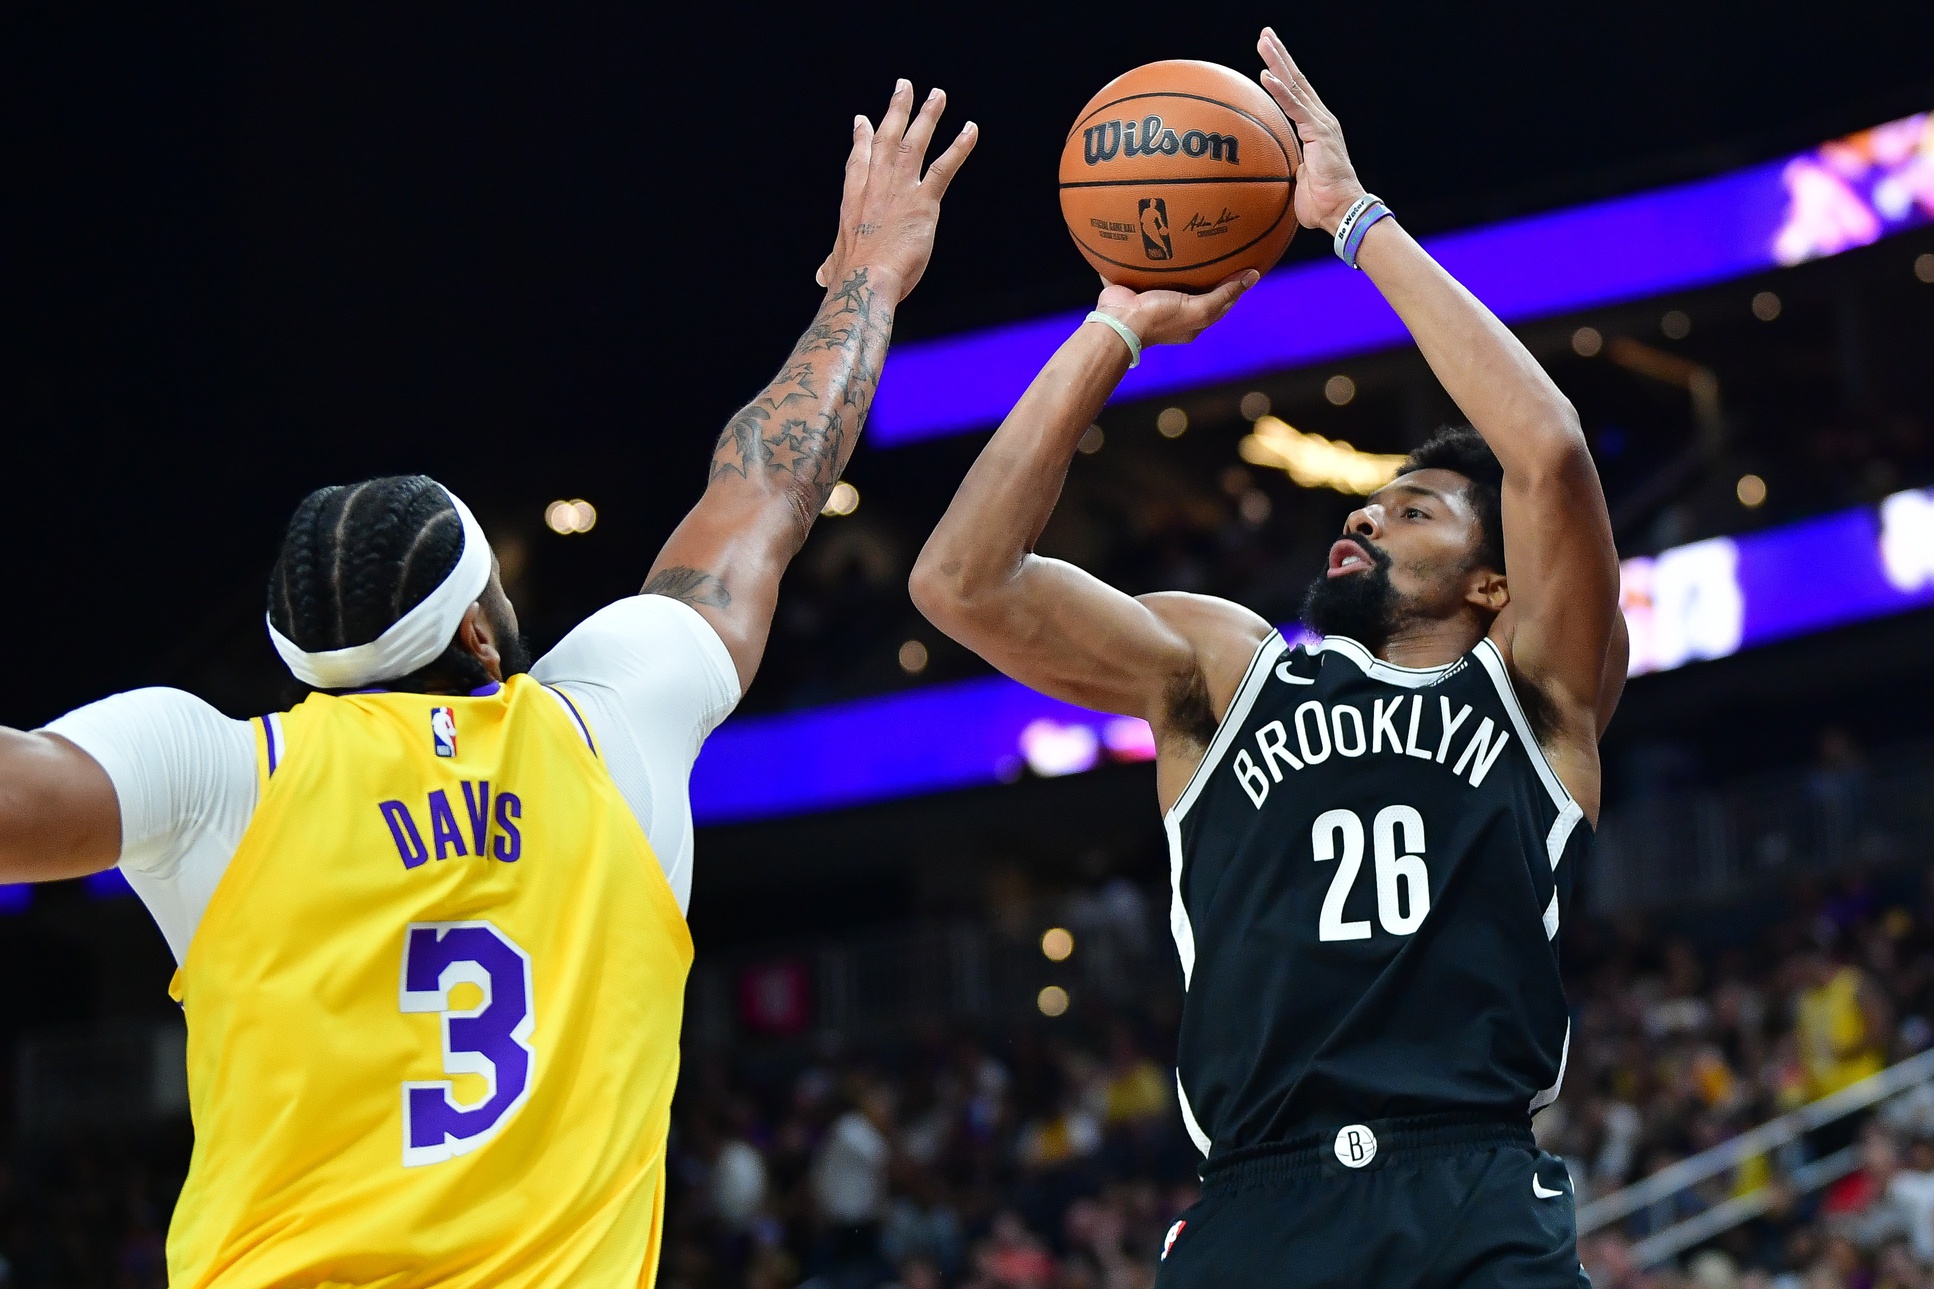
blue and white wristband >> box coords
[1085,310,1142,368]
[1332,193,1394,270]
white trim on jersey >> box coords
[1307,634,1467,689]
[1176,1069,1214,1156]
[1543,890,1561,941]
[1470,639,1573,812]
[1530,1019,1571,1113]
[1163,631,1288,990]
[1163,631,1289,828]
[1546,799,1584,869]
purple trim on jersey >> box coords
[343,680,503,697]
[261,715,280,776]
[546,686,598,756]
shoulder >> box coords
[41,687,258,877]
[534,596,741,701]
[532,595,743,755]
[44,686,255,763]
[1136,593,1274,725]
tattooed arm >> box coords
[644,80,976,690]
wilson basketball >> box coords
[1059,60,1299,292]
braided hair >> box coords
[1402,426,1506,575]
[267,475,493,693]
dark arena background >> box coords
[7,5,1934,1287]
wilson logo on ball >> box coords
[1083,115,1241,166]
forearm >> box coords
[708,266,899,549]
[914,324,1128,604]
[1355,220,1583,468]
[643,267,898,685]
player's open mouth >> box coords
[1327,539,1374,578]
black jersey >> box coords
[1166,632,1586,1160]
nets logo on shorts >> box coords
[430,706,458,758]
[1334,1124,1378,1169]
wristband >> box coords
[1084,310,1142,369]
[1331,193,1393,270]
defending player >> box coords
[912,31,1622,1288]
[0,83,974,1288]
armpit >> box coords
[1163,665,1218,751]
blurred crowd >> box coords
[658,869,1934,1289]
[7,872,1934,1287]
[1557,869,1934,1289]
[662,1018,1196,1289]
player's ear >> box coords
[1467,569,1508,614]
[453,602,505,683]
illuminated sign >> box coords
[690,489,1934,824]
[868,112,1932,447]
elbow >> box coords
[1518,404,1594,485]
[909,538,1006,637]
[908,546,964,630]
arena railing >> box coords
[1576,1047,1934,1267]
[1590,745,1934,915]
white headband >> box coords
[268,484,493,690]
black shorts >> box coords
[1154,1114,1588,1289]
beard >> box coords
[1301,538,1406,650]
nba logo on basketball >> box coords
[430,706,457,758]
[1138,197,1172,260]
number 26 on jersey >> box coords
[1313,805,1429,941]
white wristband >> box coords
[1084,310,1142,369]
[1332,192,1382,259]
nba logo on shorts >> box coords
[1138,197,1173,260]
[430,706,458,758]
[1161,1220,1186,1261]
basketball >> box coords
[1059,60,1300,292]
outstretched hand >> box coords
[1257,27,1366,235]
[815,81,978,302]
[1096,271,1258,349]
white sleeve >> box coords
[530,595,742,915]
[41,688,259,963]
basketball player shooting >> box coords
[912,31,1622,1289]
[0,82,973,1288]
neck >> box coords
[1371,614,1489,670]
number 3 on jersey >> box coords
[399,921,535,1167]
[1313,806,1429,941]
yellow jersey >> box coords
[166,675,692,1288]
[1797,964,1884,1100]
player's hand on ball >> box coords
[1256,27,1366,235]
[1097,270,1257,349]
[815,80,978,302]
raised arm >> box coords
[911,277,1268,801]
[1258,29,1621,735]
[645,82,977,690]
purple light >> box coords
[869,112,1931,447]
[84,867,133,899]
[693,488,1934,825]
[0,885,30,915]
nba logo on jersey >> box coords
[430,706,458,758]
[1162,1220,1186,1261]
